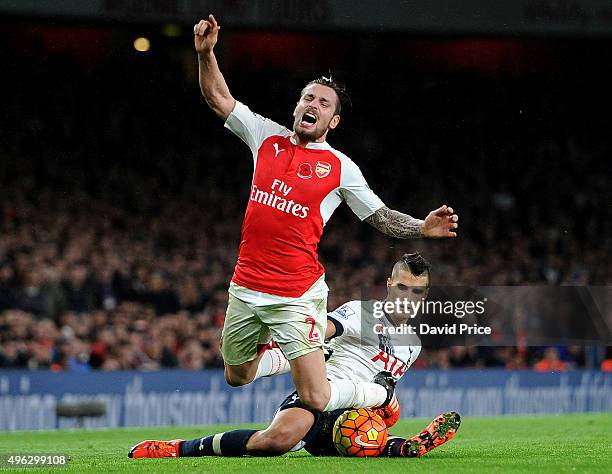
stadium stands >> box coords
[0,32,609,371]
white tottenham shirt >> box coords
[288,299,422,453]
[326,300,421,383]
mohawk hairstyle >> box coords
[392,252,431,284]
[303,75,352,115]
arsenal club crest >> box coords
[297,162,313,179]
[315,161,331,178]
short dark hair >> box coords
[302,75,351,115]
[391,252,431,283]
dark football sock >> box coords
[179,430,258,457]
[382,436,407,457]
[179,435,214,456]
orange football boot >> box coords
[128,439,183,458]
[375,393,401,428]
[402,411,461,457]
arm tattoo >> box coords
[364,206,424,239]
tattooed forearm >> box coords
[364,206,424,239]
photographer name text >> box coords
[373,322,491,335]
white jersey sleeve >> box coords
[223,101,288,162]
[339,156,385,220]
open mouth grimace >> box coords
[301,112,317,126]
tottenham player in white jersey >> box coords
[129,253,461,459]
[193,13,459,426]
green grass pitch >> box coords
[0,413,610,473]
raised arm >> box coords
[365,205,459,239]
[193,14,235,120]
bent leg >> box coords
[252,341,291,381]
[289,348,332,411]
[263,296,332,411]
[223,356,262,387]
[226,341,291,385]
[221,294,271,386]
[246,407,315,455]
[177,407,314,457]
[262,295,387,412]
[290,350,387,412]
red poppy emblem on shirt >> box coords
[297,162,313,179]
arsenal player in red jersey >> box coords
[193,14,459,427]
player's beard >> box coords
[294,116,330,143]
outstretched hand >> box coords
[422,205,459,238]
[194,14,220,55]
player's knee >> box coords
[223,367,251,387]
[298,389,329,412]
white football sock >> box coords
[253,347,290,381]
[324,380,387,411]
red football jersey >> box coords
[224,102,385,297]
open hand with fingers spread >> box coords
[194,14,220,56]
[422,205,459,238]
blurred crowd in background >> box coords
[0,28,610,371]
